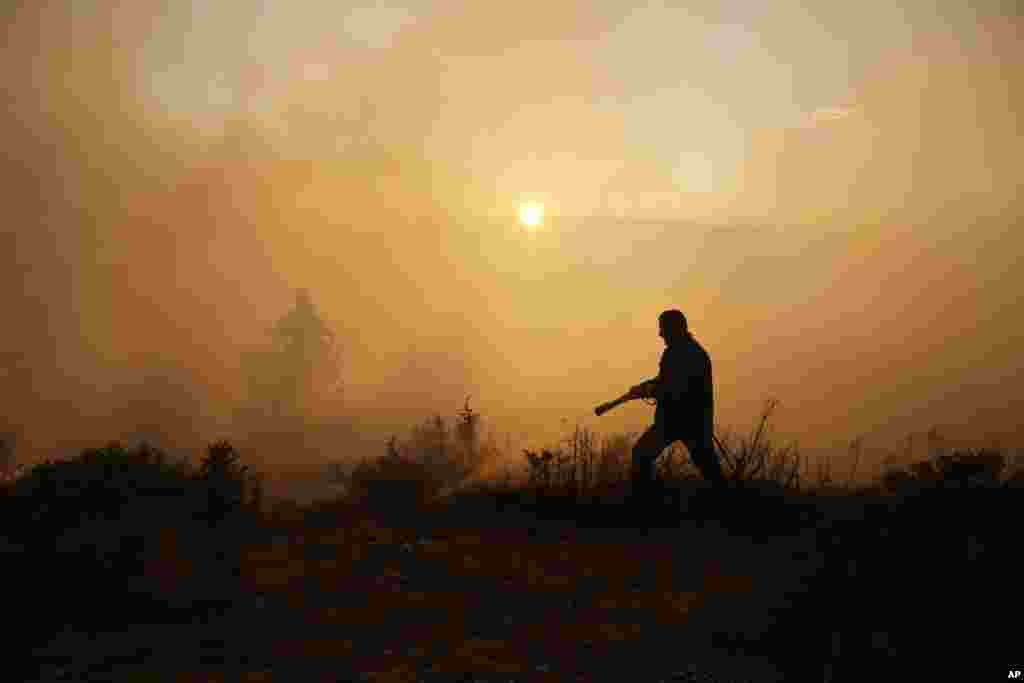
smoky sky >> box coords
[2,2,1021,474]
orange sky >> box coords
[1,2,1020,478]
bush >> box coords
[882,448,1008,494]
[3,442,194,546]
[346,445,445,513]
[195,440,263,526]
[1,439,262,635]
[344,404,506,512]
[0,443,199,638]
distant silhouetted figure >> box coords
[267,288,339,417]
[271,289,335,360]
[629,310,724,512]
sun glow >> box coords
[518,202,545,228]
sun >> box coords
[518,202,545,228]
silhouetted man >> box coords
[629,310,724,511]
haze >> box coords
[2,1,1020,482]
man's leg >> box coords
[684,430,725,486]
[682,430,728,520]
[630,424,672,512]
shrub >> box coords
[523,448,558,490]
[521,425,621,500]
[882,467,916,493]
[4,441,194,546]
[346,445,445,513]
[936,449,1004,486]
[195,440,263,525]
[1,442,212,636]
[344,402,507,511]
[882,448,1008,494]
[3,440,260,615]
[405,413,485,492]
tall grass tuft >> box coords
[713,398,803,491]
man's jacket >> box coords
[643,333,714,435]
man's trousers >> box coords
[630,420,725,502]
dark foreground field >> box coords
[9,467,1018,683]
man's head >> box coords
[658,309,688,344]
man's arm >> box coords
[632,377,659,399]
[652,348,690,403]
[634,348,668,399]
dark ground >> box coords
[10,478,1018,682]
